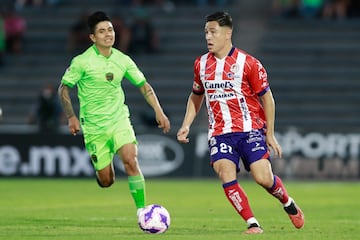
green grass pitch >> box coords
[0,178,359,239]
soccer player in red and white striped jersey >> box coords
[177,11,304,234]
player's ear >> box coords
[226,29,232,40]
[89,34,96,43]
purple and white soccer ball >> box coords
[138,204,171,234]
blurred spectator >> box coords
[3,7,26,54]
[15,0,61,11]
[46,0,62,6]
[272,0,301,18]
[67,11,91,55]
[117,0,175,13]
[196,0,229,7]
[299,0,324,18]
[122,0,169,6]
[348,0,360,18]
[15,0,43,11]
[128,8,159,54]
[272,0,325,19]
[28,83,64,133]
[118,0,132,5]
[111,14,131,53]
[322,0,350,19]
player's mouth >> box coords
[207,43,214,49]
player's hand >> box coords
[266,135,282,159]
[156,113,170,134]
[177,126,190,143]
[68,116,80,136]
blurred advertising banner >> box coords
[0,130,359,179]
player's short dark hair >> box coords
[88,11,111,33]
[205,11,233,29]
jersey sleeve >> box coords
[61,57,84,88]
[123,56,146,87]
[192,57,205,95]
[246,55,270,96]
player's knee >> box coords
[253,174,273,188]
[122,159,140,175]
[96,176,114,188]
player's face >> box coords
[205,21,232,57]
[90,21,115,49]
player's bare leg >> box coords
[118,143,142,176]
[250,159,305,229]
[118,143,146,212]
[96,162,115,187]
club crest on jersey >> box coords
[105,72,114,81]
[91,154,98,163]
[230,63,240,73]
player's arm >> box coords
[259,90,282,158]
[58,83,80,136]
[139,82,170,133]
[177,92,204,143]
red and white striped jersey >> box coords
[192,47,270,138]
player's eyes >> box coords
[205,30,216,34]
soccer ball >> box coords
[137,204,170,234]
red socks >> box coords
[267,175,289,204]
[222,176,289,222]
[223,180,254,221]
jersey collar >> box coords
[92,44,100,55]
[210,46,236,60]
[92,44,112,58]
[228,47,235,56]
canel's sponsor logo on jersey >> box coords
[204,81,234,89]
[205,80,237,101]
[115,134,184,177]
